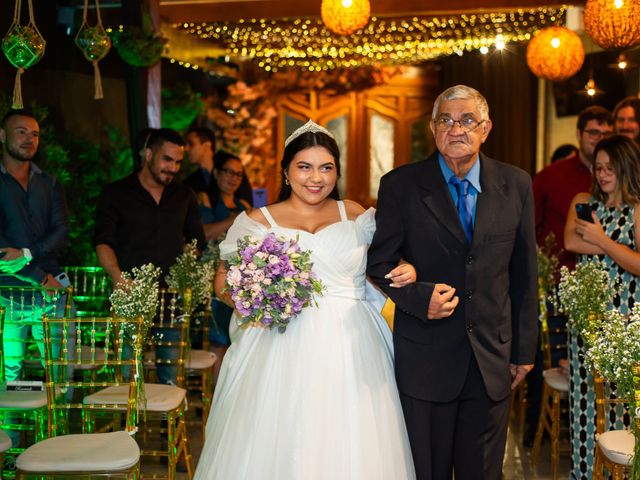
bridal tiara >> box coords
[284,120,335,148]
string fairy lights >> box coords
[171,6,567,71]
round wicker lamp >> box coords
[584,0,640,49]
[526,26,585,82]
[321,0,371,36]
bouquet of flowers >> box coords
[110,263,161,342]
[224,233,324,333]
[166,239,217,314]
[555,259,615,345]
[585,307,640,479]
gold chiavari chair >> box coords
[64,267,115,386]
[64,266,112,318]
[592,369,635,480]
[87,288,194,479]
[15,315,144,478]
[0,307,13,468]
[184,306,216,441]
[531,300,569,480]
[0,285,73,475]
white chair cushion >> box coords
[0,390,47,409]
[543,368,570,392]
[186,349,217,370]
[84,383,186,412]
[598,430,634,466]
[73,346,107,371]
[0,429,12,452]
[16,430,139,472]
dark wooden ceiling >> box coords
[159,0,577,23]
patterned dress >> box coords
[569,199,639,480]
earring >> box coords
[285,178,290,185]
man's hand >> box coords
[0,247,29,273]
[427,283,459,319]
[510,363,534,389]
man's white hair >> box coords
[432,85,490,121]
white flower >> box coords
[227,268,242,286]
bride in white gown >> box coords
[194,121,417,480]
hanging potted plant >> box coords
[161,83,204,132]
[110,15,167,68]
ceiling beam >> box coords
[160,0,580,23]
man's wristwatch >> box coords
[22,248,32,263]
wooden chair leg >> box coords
[593,444,603,480]
[168,412,177,480]
[612,465,625,480]
[201,368,212,441]
[532,383,551,464]
[550,390,560,480]
[182,415,194,479]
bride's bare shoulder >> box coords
[343,199,366,220]
[246,208,270,227]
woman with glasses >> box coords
[564,134,640,480]
[199,150,252,380]
[199,150,253,241]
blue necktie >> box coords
[449,176,473,243]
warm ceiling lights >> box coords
[526,26,585,82]
[584,0,640,49]
[321,0,371,35]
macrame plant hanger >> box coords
[1,0,46,109]
[75,0,111,100]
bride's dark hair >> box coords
[277,131,341,202]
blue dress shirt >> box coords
[438,153,482,227]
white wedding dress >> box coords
[194,201,416,480]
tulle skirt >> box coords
[194,295,416,480]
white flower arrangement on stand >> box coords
[586,306,640,479]
[556,259,616,347]
[109,262,162,417]
[166,239,217,315]
[110,263,162,341]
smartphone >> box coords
[575,203,594,223]
[54,271,71,288]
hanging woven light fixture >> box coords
[321,0,370,36]
[584,0,640,49]
[526,26,584,82]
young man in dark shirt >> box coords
[94,128,205,385]
[95,128,205,284]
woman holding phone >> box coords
[564,133,640,479]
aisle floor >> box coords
[153,405,572,480]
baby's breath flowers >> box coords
[166,239,216,314]
[586,307,640,479]
[556,259,615,345]
[110,263,161,342]
[109,263,161,417]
